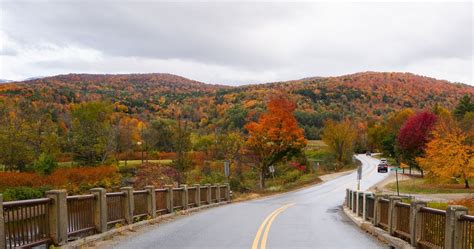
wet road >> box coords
[110,155,390,249]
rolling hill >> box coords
[0,71,472,138]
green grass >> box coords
[57,159,173,168]
[305,140,327,150]
[386,178,474,194]
[118,160,172,167]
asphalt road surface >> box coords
[110,155,391,249]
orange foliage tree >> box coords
[245,96,307,189]
[417,116,474,188]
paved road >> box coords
[109,155,390,249]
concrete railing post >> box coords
[389,196,402,235]
[206,184,211,204]
[180,184,188,210]
[349,190,353,209]
[346,189,350,208]
[445,205,468,249]
[194,184,201,207]
[352,191,357,213]
[225,183,231,201]
[362,192,370,220]
[165,185,174,212]
[216,184,221,203]
[90,188,107,233]
[46,190,68,245]
[120,187,134,224]
[355,191,361,216]
[373,194,382,226]
[0,194,5,249]
[145,185,156,218]
[410,200,427,247]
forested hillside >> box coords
[1,72,472,139]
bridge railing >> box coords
[345,188,472,249]
[0,183,230,248]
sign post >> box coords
[269,165,275,179]
[224,160,230,183]
[357,165,362,190]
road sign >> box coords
[224,161,230,177]
[390,167,403,172]
[269,165,275,173]
[357,165,362,180]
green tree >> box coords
[171,116,193,184]
[454,95,474,120]
[71,102,113,165]
[32,153,58,175]
[322,120,357,166]
[144,118,175,152]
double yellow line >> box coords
[252,203,295,249]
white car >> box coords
[380,158,387,164]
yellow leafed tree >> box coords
[417,116,474,188]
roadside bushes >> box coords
[0,166,121,198]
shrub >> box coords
[0,172,44,190]
[32,153,58,175]
[2,187,44,201]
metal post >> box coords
[145,185,156,218]
[445,205,468,249]
[0,194,5,249]
[45,190,68,245]
[180,184,188,210]
[194,184,201,207]
[165,185,174,213]
[90,188,107,233]
[120,187,134,224]
[410,200,427,247]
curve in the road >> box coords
[109,155,390,249]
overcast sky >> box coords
[0,1,472,85]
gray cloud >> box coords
[0,1,472,85]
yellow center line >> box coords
[252,203,294,249]
[260,204,294,249]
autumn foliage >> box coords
[245,96,306,189]
[417,116,473,188]
[0,166,120,193]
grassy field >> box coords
[386,178,474,194]
[305,140,327,150]
[57,159,173,168]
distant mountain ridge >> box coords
[0,72,472,129]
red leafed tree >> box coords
[245,95,307,190]
[397,111,437,174]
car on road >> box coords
[380,158,387,164]
[377,163,388,173]
[366,151,371,156]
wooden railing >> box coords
[345,189,471,249]
[365,195,375,221]
[133,190,149,219]
[66,194,96,238]
[394,202,411,242]
[106,192,126,226]
[418,207,446,249]
[1,183,230,248]
[200,186,208,205]
[378,198,389,230]
[187,187,197,208]
[459,214,474,249]
[155,189,168,215]
[3,198,52,249]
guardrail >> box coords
[0,183,230,248]
[345,189,472,249]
